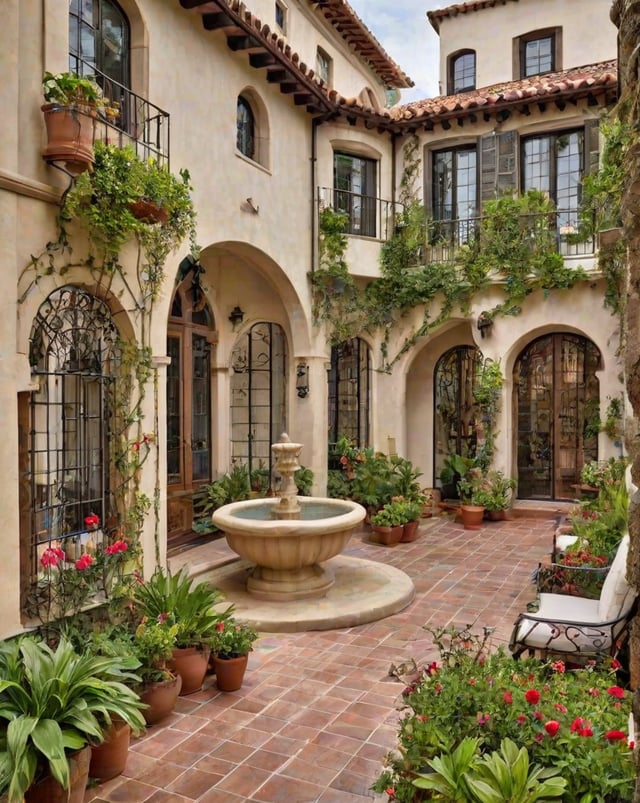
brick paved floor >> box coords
[85,512,556,803]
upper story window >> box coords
[316,47,332,85]
[431,146,477,249]
[237,96,255,160]
[69,0,129,94]
[333,152,377,237]
[449,50,476,94]
[275,0,287,34]
[522,129,584,226]
[516,28,560,78]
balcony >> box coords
[424,211,596,265]
[317,187,398,241]
[73,59,170,167]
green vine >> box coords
[472,359,504,470]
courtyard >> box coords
[84,509,563,803]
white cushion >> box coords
[598,534,632,622]
[555,534,579,553]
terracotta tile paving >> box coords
[85,513,556,802]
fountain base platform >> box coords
[198,554,415,633]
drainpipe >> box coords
[310,112,336,274]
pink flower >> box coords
[503,691,513,704]
[554,703,567,713]
[75,554,94,571]
[216,622,225,632]
[607,686,625,699]
[477,713,491,725]
[40,547,65,568]
[551,660,565,673]
[525,689,540,705]
[544,720,560,737]
[533,711,544,721]
[517,715,527,725]
[104,540,128,555]
[605,730,628,741]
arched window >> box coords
[20,287,122,611]
[448,50,476,94]
[328,338,371,456]
[237,96,255,160]
[433,345,483,486]
[69,0,130,95]
[230,323,287,490]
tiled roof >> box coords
[389,60,617,124]
[428,0,520,33]
[309,0,414,88]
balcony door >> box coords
[333,152,377,237]
[166,281,216,548]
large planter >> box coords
[460,505,485,531]
[169,645,211,695]
[89,720,131,782]
[369,524,403,546]
[213,654,249,692]
[41,103,95,174]
[25,745,91,803]
[400,520,420,542]
[129,198,169,224]
[139,673,182,726]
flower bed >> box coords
[373,626,635,802]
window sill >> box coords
[235,150,272,175]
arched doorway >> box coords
[433,345,483,483]
[166,280,216,548]
[514,333,601,499]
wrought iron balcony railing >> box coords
[70,57,170,167]
[317,187,398,241]
[424,211,595,264]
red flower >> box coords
[554,703,567,713]
[607,686,625,699]
[544,720,560,737]
[525,689,540,705]
[579,726,594,737]
[605,730,627,742]
[551,660,565,673]
[385,789,395,798]
[503,691,513,704]
[570,717,584,732]
[426,661,439,675]
[611,658,622,670]
[517,715,527,725]
[216,622,225,632]
[75,554,94,571]
[157,612,169,624]
[84,513,100,528]
[104,540,128,555]
[40,546,65,568]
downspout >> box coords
[310,111,336,274]
[391,130,398,223]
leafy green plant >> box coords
[211,619,258,659]
[131,567,234,649]
[474,470,516,512]
[0,637,146,803]
[133,617,179,683]
[371,500,412,527]
[42,71,101,105]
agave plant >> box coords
[131,567,234,649]
[0,636,146,803]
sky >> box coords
[346,0,447,103]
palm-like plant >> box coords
[131,567,234,649]
[0,637,146,803]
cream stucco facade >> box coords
[0,0,624,640]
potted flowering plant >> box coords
[373,624,635,802]
[369,500,409,546]
[211,619,258,691]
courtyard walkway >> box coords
[85,510,561,803]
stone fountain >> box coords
[211,434,366,601]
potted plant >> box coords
[457,468,486,530]
[132,616,183,725]
[399,498,425,543]
[474,470,517,520]
[439,452,476,501]
[41,71,102,174]
[131,567,234,695]
[210,619,258,692]
[369,500,409,546]
[0,636,146,803]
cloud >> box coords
[347,0,446,102]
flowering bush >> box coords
[537,547,610,599]
[211,619,258,659]
[134,615,179,683]
[373,626,634,802]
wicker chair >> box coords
[509,534,636,660]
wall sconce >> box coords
[296,362,309,398]
[477,312,494,339]
[228,306,244,329]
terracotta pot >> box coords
[169,645,211,695]
[369,524,403,546]
[460,505,485,530]
[41,103,95,174]
[213,654,249,692]
[25,744,91,803]
[89,719,131,782]
[129,198,169,224]
[487,509,506,521]
[139,673,182,726]
[400,519,420,542]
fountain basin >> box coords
[212,497,366,601]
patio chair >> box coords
[509,534,636,660]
